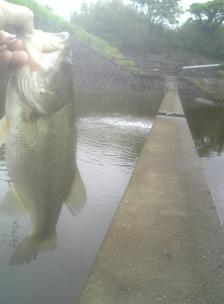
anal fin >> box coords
[65,168,86,216]
[0,186,27,217]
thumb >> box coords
[0,1,34,34]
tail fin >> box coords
[10,232,57,266]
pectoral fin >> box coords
[65,169,86,216]
[0,186,27,217]
[0,116,9,144]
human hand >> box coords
[0,0,34,71]
[0,30,29,70]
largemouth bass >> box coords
[0,30,86,265]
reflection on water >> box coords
[0,113,152,304]
[184,103,224,224]
[185,106,224,158]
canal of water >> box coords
[0,111,153,303]
[179,86,224,226]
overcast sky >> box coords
[38,0,207,20]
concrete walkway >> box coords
[78,78,224,304]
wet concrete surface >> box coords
[78,78,224,304]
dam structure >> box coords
[78,77,224,304]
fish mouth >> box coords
[14,31,71,116]
[22,30,69,69]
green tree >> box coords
[189,0,224,29]
[71,0,224,61]
[129,0,183,25]
[72,0,148,53]
[178,19,224,59]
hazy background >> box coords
[38,0,207,20]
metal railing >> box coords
[112,57,222,78]
[112,57,182,76]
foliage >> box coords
[6,0,224,65]
[72,0,182,56]
[177,21,224,58]
[189,0,224,30]
[72,0,147,52]
[178,10,224,59]
[73,0,224,61]
[129,0,183,25]
[6,0,139,71]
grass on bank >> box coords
[195,82,224,103]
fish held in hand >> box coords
[0,30,86,265]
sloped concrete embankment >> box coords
[33,16,165,116]
[70,39,165,116]
[78,78,224,304]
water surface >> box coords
[183,103,224,225]
[0,113,152,304]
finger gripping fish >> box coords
[0,30,86,265]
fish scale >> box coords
[1,30,86,265]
